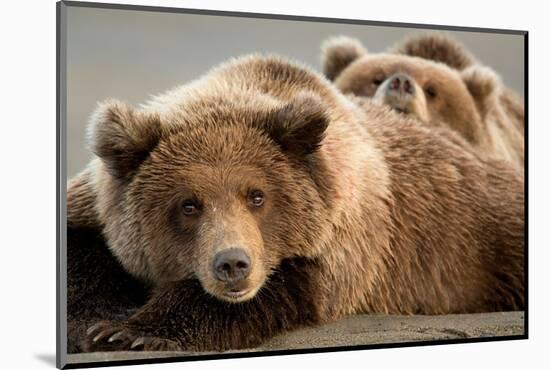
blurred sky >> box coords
[66,6,525,178]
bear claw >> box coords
[107,331,126,343]
[83,321,182,352]
[130,337,145,349]
[85,322,104,336]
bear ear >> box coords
[321,36,367,81]
[268,93,330,156]
[461,65,500,111]
[88,100,162,179]
[393,33,475,70]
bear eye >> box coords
[181,201,199,216]
[248,190,265,208]
[373,77,385,86]
[425,86,437,98]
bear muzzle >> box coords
[387,73,416,96]
[209,247,260,302]
[374,73,417,114]
[213,247,251,283]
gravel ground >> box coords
[66,311,525,366]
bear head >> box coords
[88,90,334,303]
[321,35,500,145]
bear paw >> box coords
[83,321,182,352]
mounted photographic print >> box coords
[57,1,527,368]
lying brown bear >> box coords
[67,55,524,353]
[321,34,524,169]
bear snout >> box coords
[212,248,252,283]
[387,73,415,96]
[373,73,425,117]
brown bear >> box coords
[392,34,525,138]
[321,34,525,169]
[67,54,524,353]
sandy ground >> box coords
[66,311,524,365]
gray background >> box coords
[67,6,524,178]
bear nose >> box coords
[388,74,415,95]
[213,248,251,282]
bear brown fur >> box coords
[321,34,525,169]
[66,173,149,353]
[67,55,524,353]
[392,34,525,137]
[393,33,525,141]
